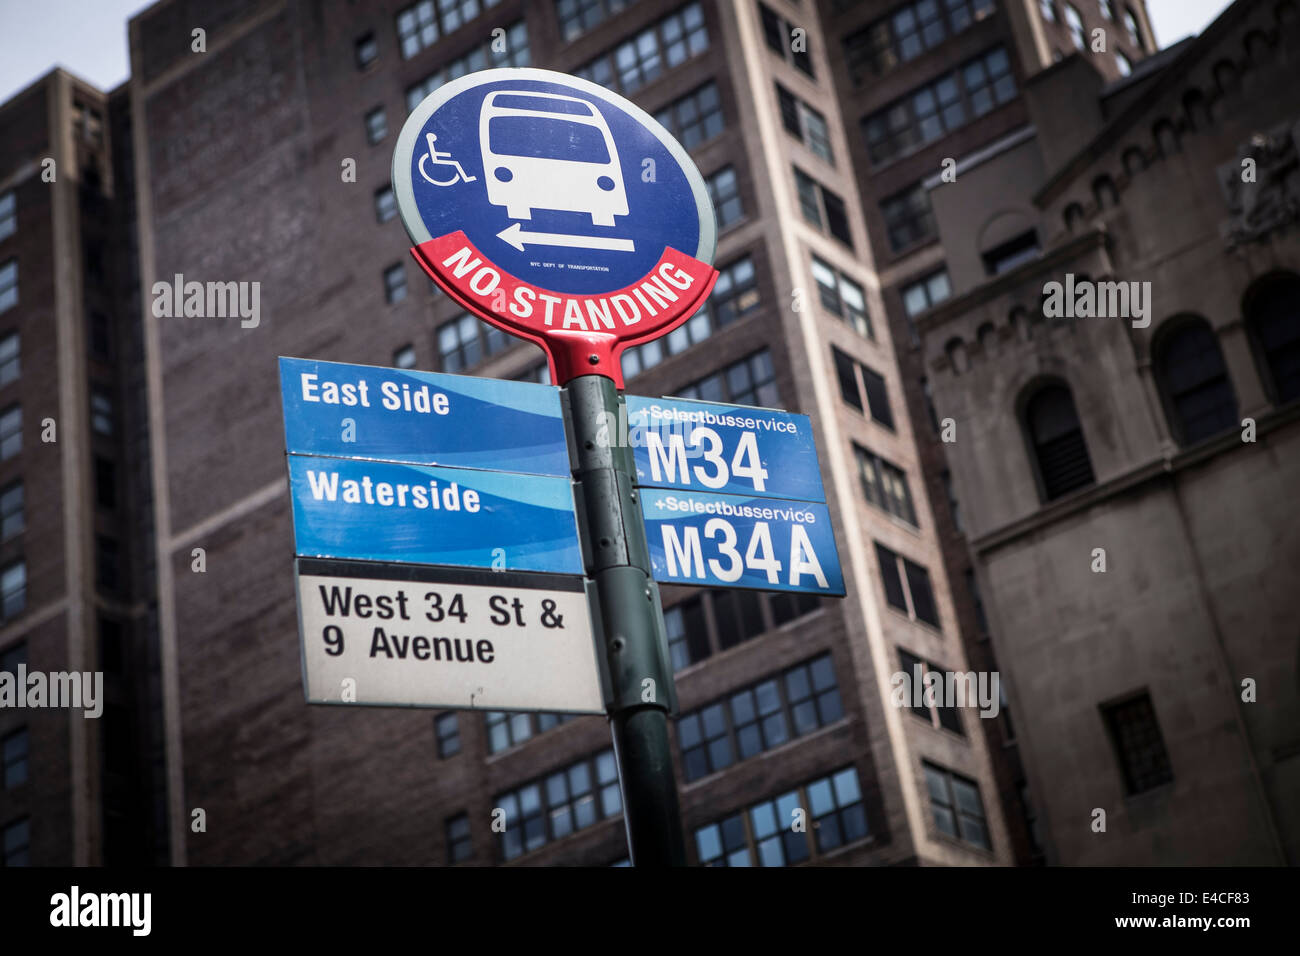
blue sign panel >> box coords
[288,455,582,574]
[280,357,570,476]
[392,68,715,297]
[625,396,826,503]
[640,489,844,596]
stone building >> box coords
[917,0,1299,863]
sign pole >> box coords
[566,372,686,867]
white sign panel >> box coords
[295,559,604,713]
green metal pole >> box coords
[565,373,686,867]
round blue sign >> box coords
[392,68,716,297]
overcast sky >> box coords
[0,0,1238,106]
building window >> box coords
[393,345,417,370]
[831,347,894,428]
[1123,7,1144,49]
[793,168,852,247]
[0,641,23,674]
[677,349,778,408]
[364,107,387,145]
[2,816,28,866]
[556,0,629,42]
[923,762,991,848]
[776,84,832,163]
[1099,0,1113,19]
[1155,318,1237,445]
[843,0,996,83]
[711,588,764,651]
[623,273,728,376]
[574,3,707,94]
[1244,272,1300,405]
[89,312,111,358]
[1102,692,1173,794]
[898,649,964,733]
[1023,383,1094,500]
[654,81,724,151]
[710,255,760,328]
[514,362,551,385]
[495,749,620,860]
[405,21,530,110]
[436,313,510,372]
[678,653,843,783]
[96,536,118,592]
[854,445,916,525]
[1064,4,1086,49]
[94,458,114,511]
[355,32,378,69]
[665,596,708,671]
[485,710,576,754]
[0,192,13,242]
[706,166,744,230]
[982,230,1041,275]
[0,260,16,314]
[862,47,1015,166]
[435,713,460,758]
[0,331,17,386]
[0,404,18,459]
[383,264,407,304]
[1,561,24,620]
[758,2,814,76]
[374,186,397,223]
[880,184,936,252]
[618,253,754,376]
[811,257,871,338]
[0,481,21,539]
[2,729,26,789]
[397,0,497,58]
[874,542,940,628]
[901,268,951,319]
[695,766,867,865]
[1115,50,1132,76]
[486,710,533,753]
[397,1,439,58]
[1039,0,1056,20]
[445,812,472,863]
[90,386,113,436]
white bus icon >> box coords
[480,91,629,227]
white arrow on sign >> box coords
[497,222,635,253]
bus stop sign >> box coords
[392,68,718,386]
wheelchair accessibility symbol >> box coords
[419,133,477,187]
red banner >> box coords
[411,231,718,388]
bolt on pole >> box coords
[564,373,686,867]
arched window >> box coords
[945,337,969,375]
[1154,317,1238,444]
[1092,175,1119,209]
[1063,202,1085,233]
[1182,89,1209,131]
[1009,305,1031,341]
[1154,119,1180,156]
[1245,272,1300,404]
[977,322,998,354]
[1024,384,1095,500]
[1212,59,1239,94]
[1122,147,1147,176]
[1243,30,1271,63]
